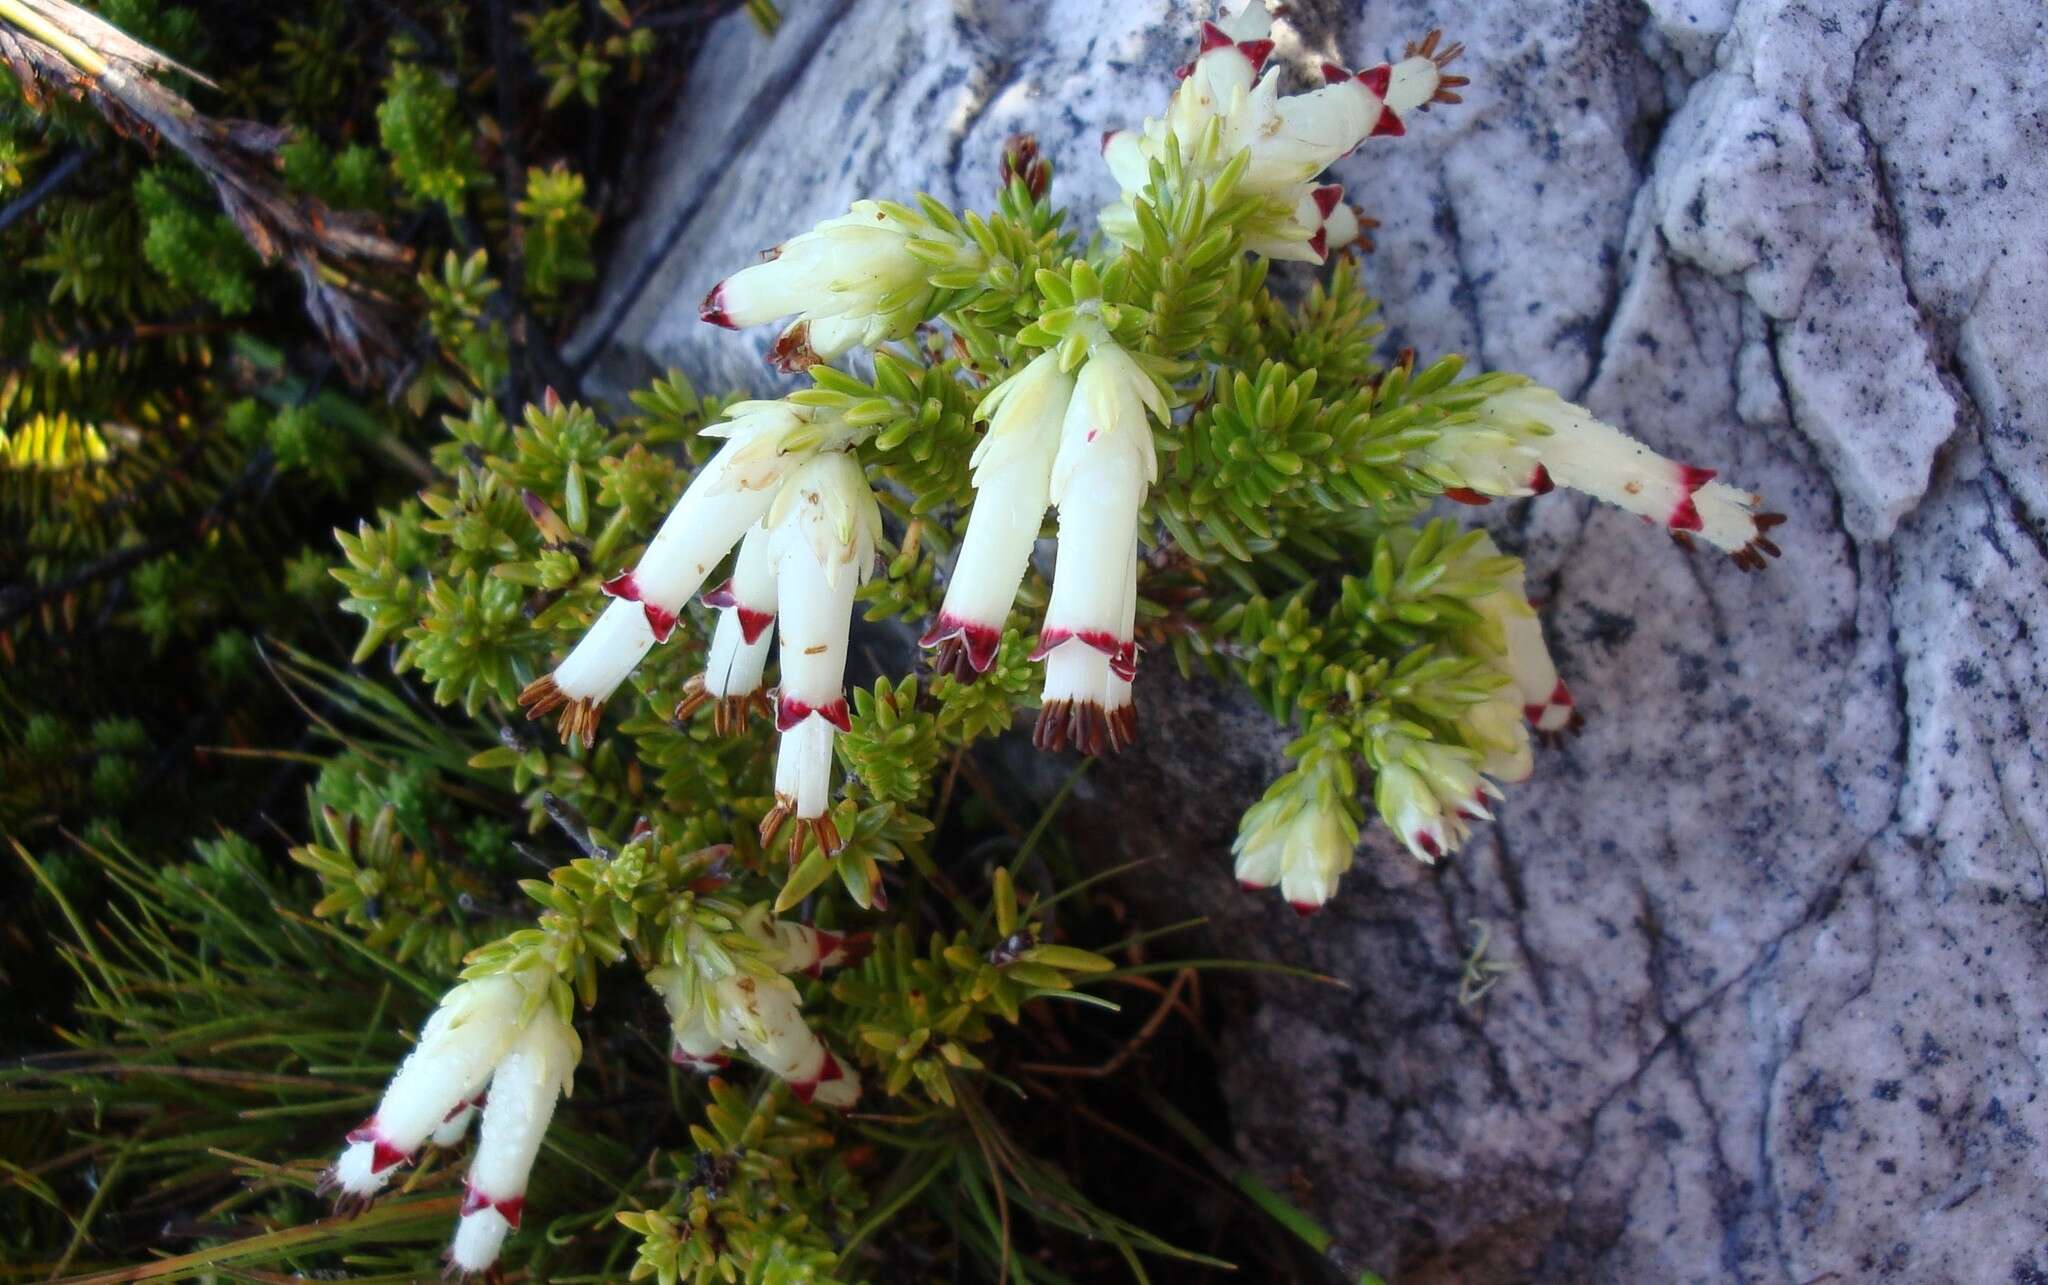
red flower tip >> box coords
[736,606,773,645]
[1668,494,1704,532]
[641,601,679,644]
[1321,61,1350,84]
[790,1049,845,1105]
[776,694,851,732]
[700,578,737,610]
[1101,129,1120,153]
[1313,183,1344,218]
[1357,63,1392,97]
[1198,21,1232,52]
[1237,38,1274,73]
[345,1119,411,1175]
[461,1184,525,1228]
[1676,464,1718,492]
[1416,831,1442,858]
[1308,227,1328,260]
[1527,463,1555,494]
[1443,486,1492,506]
[1238,879,1270,894]
[920,613,1001,672]
[1290,901,1322,918]
[1549,679,1574,708]
[1370,106,1406,138]
[600,570,640,602]
[699,282,736,328]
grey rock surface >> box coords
[572,1,2048,1280]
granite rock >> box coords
[570,1,2048,1279]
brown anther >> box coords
[674,674,713,723]
[931,637,983,684]
[556,697,601,748]
[768,321,822,373]
[1669,530,1695,550]
[811,813,843,856]
[1729,513,1787,572]
[759,800,794,850]
[518,674,566,718]
[999,132,1052,202]
[520,676,601,746]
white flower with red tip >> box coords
[1100,8,1466,264]
[921,349,1074,679]
[1031,340,1164,756]
[1232,751,1361,914]
[699,200,931,371]
[1374,738,1503,864]
[520,400,855,745]
[326,969,579,1276]
[677,521,777,735]
[759,450,881,856]
[1467,549,1582,741]
[1374,758,1461,864]
[648,918,868,1109]
[1429,385,1787,569]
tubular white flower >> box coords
[1433,385,1786,568]
[648,963,732,1071]
[648,956,864,1110]
[1102,541,1140,754]
[700,200,929,369]
[756,919,874,978]
[1469,551,1580,738]
[520,401,853,744]
[329,973,530,1201]
[449,1001,579,1276]
[1032,341,1162,756]
[723,974,861,1109]
[760,451,880,852]
[922,350,1074,679]
[680,521,778,735]
[1375,759,1466,864]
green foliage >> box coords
[376,57,483,216]
[618,1078,859,1285]
[1,3,1756,1281]
[518,162,598,302]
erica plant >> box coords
[306,3,1784,1276]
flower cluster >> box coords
[294,4,1800,1277]
[325,968,579,1274]
[699,199,938,372]
[1100,12,1465,264]
[507,5,1779,901]
[652,914,870,1109]
[520,407,879,855]
[921,314,1168,756]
